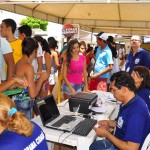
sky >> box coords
[0,10,63,41]
[0,10,97,48]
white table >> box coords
[32,95,117,150]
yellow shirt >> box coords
[9,39,22,63]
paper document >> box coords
[90,105,107,114]
[92,90,116,102]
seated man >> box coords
[0,94,48,150]
[90,71,150,150]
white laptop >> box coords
[35,94,83,132]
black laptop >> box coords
[35,94,83,132]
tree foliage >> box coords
[20,17,48,31]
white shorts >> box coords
[48,72,56,85]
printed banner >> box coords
[62,24,79,38]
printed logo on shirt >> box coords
[117,116,123,128]
[135,58,140,64]
[126,67,130,72]
[71,69,83,74]
[24,131,45,150]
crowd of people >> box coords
[0,18,150,149]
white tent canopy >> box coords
[1,0,150,35]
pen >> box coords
[75,104,80,115]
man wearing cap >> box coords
[89,32,113,91]
[125,35,150,74]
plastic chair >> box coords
[141,133,150,150]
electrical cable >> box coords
[61,133,73,144]
[58,100,68,107]
[58,131,66,143]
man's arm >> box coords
[94,127,140,150]
[91,64,113,78]
[4,53,15,80]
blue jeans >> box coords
[12,95,33,120]
[90,139,118,150]
[62,82,82,95]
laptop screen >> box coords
[36,95,60,124]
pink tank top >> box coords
[67,55,85,84]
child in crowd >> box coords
[0,94,48,150]
[62,39,89,99]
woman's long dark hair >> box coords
[48,37,58,50]
[34,36,51,54]
[22,37,38,57]
[66,39,79,69]
[133,66,150,90]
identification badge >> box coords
[135,58,140,64]
[117,116,123,128]
[126,67,130,72]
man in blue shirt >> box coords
[125,35,150,74]
[90,71,150,150]
[89,32,113,91]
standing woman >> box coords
[131,66,150,111]
[34,36,51,99]
[13,38,48,119]
[62,39,89,99]
[48,37,60,94]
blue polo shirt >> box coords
[137,88,150,112]
[0,122,48,150]
[125,48,150,74]
[94,45,113,78]
[115,95,150,149]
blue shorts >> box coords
[62,82,82,95]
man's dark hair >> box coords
[2,19,16,34]
[110,71,136,92]
[18,25,32,37]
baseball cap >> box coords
[95,32,108,41]
[131,35,141,41]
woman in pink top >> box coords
[62,39,89,99]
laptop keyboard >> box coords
[51,115,76,127]
[72,118,97,136]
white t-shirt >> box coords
[118,48,125,59]
[0,37,13,81]
[32,43,43,73]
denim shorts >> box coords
[90,139,118,150]
[12,95,33,120]
[62,82,82,95]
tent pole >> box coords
[91,28,94,44]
